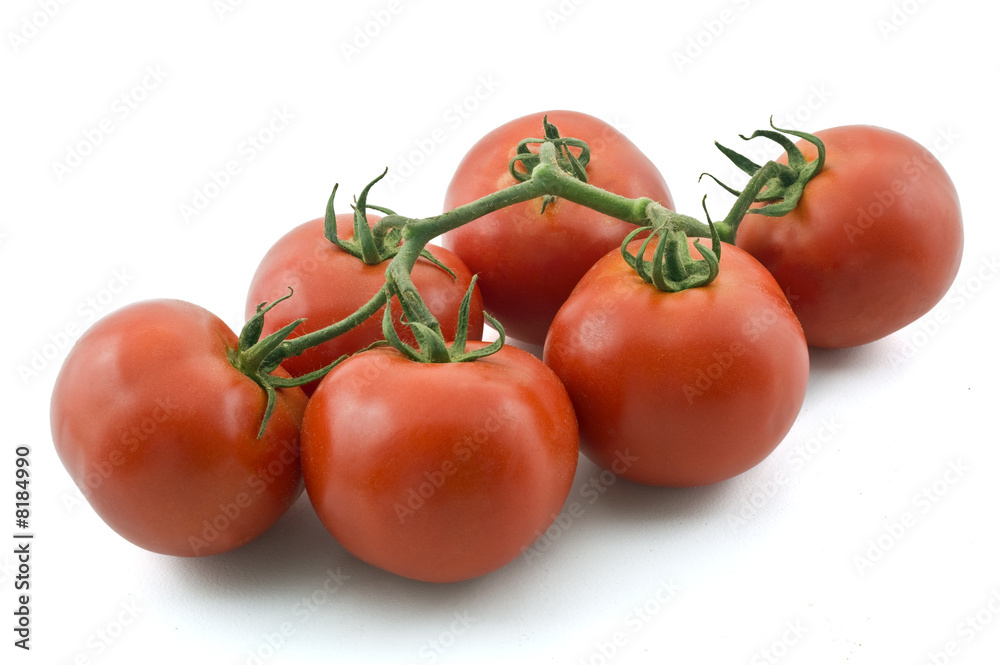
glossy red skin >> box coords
[301,342,579,583]
[246,213,484,393]
[544,240,809,487]
[50,299,307,556]
[737,125,963,348]
[442,110,673,345]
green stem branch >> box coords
[266,139,795,368]
[271,285,390,362]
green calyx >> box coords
[703,117,825,221]
[615,116,824,293]
[382,273,505,363]
[508,116,591,213]
[622,202,722,293]
[323,173,456,279]
[231,290,348,438]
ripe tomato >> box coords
[301,342,579,582]
[246,213,484,393]
[544,239,809,487]
[50,299,307,556]
[736,125,963,348]
[441,110,673,345]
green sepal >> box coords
[409,319,452,362]
[256,385,279,440]
[508,116,591,185]
[621,210,722,293]
[380,273,503,364]
[321,172,456,283]
[698,171,742,197]
[230,289,365,438]
[364,203,398,217]
[542,116,561,140]
[714,141,762,178]
[229,290,307,438]
[254,318,307,375]
[240,288,295,353]
[252,348,353,440]
[457,312,505,362]
[417,248,457,281]
[324,183,342,245]
[381,302,424,363]
[265,354,349,389]
[448,274,478,354]
[709,117,826,219]
[350,168,389,264]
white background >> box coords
[3,1,999,663]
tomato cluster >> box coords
[50,110,963,582]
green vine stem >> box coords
[252,162,551,374]
[237,120,822,434]
[265,142,792,364]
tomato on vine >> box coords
[544,229,809,487]
[50,107,958,571]
[442,110,674,345]
[712,122,963,348]
[247,179,484,393]
[50,299,308,556]
[300,279,580,581]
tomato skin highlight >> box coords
[50,299,307,556]
[301,343,579,583]
[442,110,673,345]
[544,240,809,487]
[246,213,484,393]
[736,125,963,348]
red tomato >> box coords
[736,125,963,348]
[441,110,673,345]
[50,299,307,556]
[246,213,484,393]
[301,342,579,582]
[544,239,809,487]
